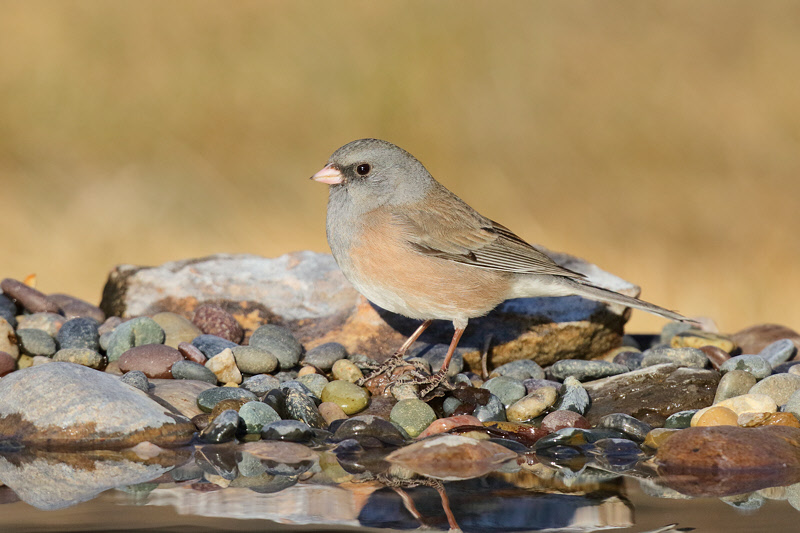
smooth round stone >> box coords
[0,351,16,376]
[473,393,507,422]
[547,360,629,382]
[391,383,419,401]
[332,414,406,445]
[281,380,320,402]
[171,360,218,384]
[720,355,773,380]
[481,376,527,408]
[506,386,557,423]
[191,334,238,359]
[52,348,103,369]
[199,409,241,443]
[0,279,60,314]
[232,346,278,375]
[319,401,348,425]
[787,390,800,420]
[275,370,299,382]
[443,396,464,417]
[16,329,56,357]
[15,312,64,336]
[262,389,288,418]
[714,370,757,404]
[249,325,303,370]
[205,348,242,384]
[612,350,644,371]
[663,410,698,429]
[694,406,738,427]
[241,374,281,395]
[660,321,694,344]
[694,394,777,424]
[239,401,281,433]
[541,410,590,433]
[789,366,800,376]
[49,294,104,322]
[152,312,202,348]
[192,304,243,344]
[410,343,464,376]
[670,330,736,353]
[210,398,250,418]
[700,345,731,369]
[56,317,100,351]
[196,386,257,413]
[177,341,207,364]
[390,399,437,438]
[119,370,150,392]
[261,420,313,442]
[0,319,19,358]
[321,380,370,415]
[739,412,800,428]
[303,342,347,371]
[0,295,16,328]
[597,413,652,441]
[641,346,709,369]
[298,373,329,398]
[331,359,364,383]
[643,428,679,449]
[106,317,166,362]
[750,373,800,405]
[30,355,52,367]
[760,339,798,368]
[118,344,183,379]
[285,388,326,429]
[553,376,591,415]
[236,451,267,477]
[489,359,545,381]
[98,316,122,336]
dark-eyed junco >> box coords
[312,138,691,394]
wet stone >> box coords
[298,373,329,398]
[118,344,183,379]
[210,398,250,419]
[700,345,732,369]
[16,313,65,337]
[481,376,527,408]
[694,406,738,427]
[241,374,281,395]
[196,386,257,413]
[553,376,591,415]
[192,304,243,344]
[16,329,56,357]
[232,346,278,375]
[641,346,709,369]
[473,392,507,423]
[0,278,60,314]
[56,317,100,351]
[390,399,437,438]
[331,359,364,383]
[760,339,798,368]
[239,401,281,433]
[663,409,698,429]
[612,350,644,371]
[332,415,406,446]
[547,359,629,382]
[699,394,777,422]
[739,412,800,428]
[541,410,591,433]
[52,348,103,369]
[285,388,326,429]
[171,360,218,384]
[670,329,736,353]
[489,359,545,381]
[281,380,320,403]
[303,342,347,371]
[597,413,652,441]
[320,380,369,415]
[318,401,348,425]
[443,396,463,417]
[593,438,644,469]
[261,420,313,442]
[199,409,241,443]
[191,334,237,359]
[249,325,303,370]
[106,317,166,362]
[643,428,679,449]
[119,370,150,392]
[262,389,288,418]
[152,312,202,348]
[205,348,242,384]
[750,373,800,405]
[714,370,757,403]
[506,386,557,423]
[177,341,207,364]
[720,354,772,380]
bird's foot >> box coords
[356,351,407,386]
[419,369,454,397]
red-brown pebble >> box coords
[178,341,207,364]
[540,410,591,433]
[0,278,61,314]
[416,415,483,439]
[0,351,15,377]
[47,294,105,322]
[700,345,731,369]
[192,304,243,344]
[118,344,183,379]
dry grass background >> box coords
[1,1,798,334]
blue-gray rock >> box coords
[56,317,100,351]
[473,393,507,422]
[199,409,241,443]
[641,346,709,369]
[106,317,166,362]
[481,376,527,408]
[720,354,773,380]
[239,401,281,433]
[548,359,629,382]
[171,360,218,384]
[191,334,237,359]
[554,376,591,415]
[713,370,757,404]
[261,420,313,442]
[275,370,299,382]
[760,339,798,368]
[408,343,464,376]
[52,348,104,369]
[297,373,329,398]
[0,294,16,328]
[231,345,278,375]
[612,351,644,371]
[249,325,303,370]
[241,374,281,395]
[196,386,257,413]
[443,396,464,417]
[596,413,652,442]
[119,370,150,392]
[490,359,545,381]
[16,329,56,357]
[284,388,326,429]
[663,410,698,429]
[302,342,347,371]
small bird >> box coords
[312,138,690,394]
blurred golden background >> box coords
[1,1,798,334]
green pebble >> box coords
[232,346,279,375]
[196,387,257,413]
[238,401,281,433]
[321,380,370,415]
[389,398,437,438]
[663,409,698,429]
[331,359,364,383]
[16,329,56,357]
[298,373,329,397]
[106,317,165,362]
[482,376,527,408]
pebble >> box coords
[261,420,313,442]
[739,412,800,428]
[596,413,652,441]
[390,399,437,438]
[0,319,18,358]
[16,329,56,357]
[47,293,105,322]
[670,329,736,353]
[553,376,591,415]
[275,370,298,382]
[332,414,406,445]
[0,351,15,376]
[16,354,34,369]
[489,359,545,381]
[281,380,320,402]
[0,278,60,313]
[118,343,183,379]
[262,389,288,418]
[784,390,800,421]
[506,386,557,423]
[297,365,318,377]
[232,346,278,375]
[119,370,150,392]
[106,317,166,362]
[191,334,238,359]
[152,312,202,348]
[700,345,731,369]
[417,415,484,439]
[52,348,104,369]
[410,343,464,376]
[547,359,629,382]
[731,324,800,355]
[171,360,218,384]
[331,359,364,383]
[0,295,16,327]
[749,373,800,405]
[192,304,243,343]
[641,346,709,369]
[30,355,52,367]
[481,376,527,408]
[714,370,757,404]
[660,321,694,344]
[472,392,507,422]
[694,394,777,425]
[16,313,65,337]
[238,401,281,433]
[391,382,419,401]
[443,396,463,416]
[303,342,347,371]
[196,387,257,413]
[241,374,281,395]
[318,401,348,425]
[296,373,327,397]
[694,406,738,427]
[205,348,242,384]
[199,409,241,443]
[760,339,798,368]
[177,341,207,364]
[643,428,679,449]
[210,398,251,418]
[612,350,644,371]
[320,380,370,415]
[719,355,773,380]
[97,316,122,336]
[56,317,100,352]
[249,325,303,370]
[541,410,591,433]
[284,388,326,429]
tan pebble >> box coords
[671,330,736,352]
[694,406,738,427]
[758,486,788,500]
[458,430,491,440]
[297,365,319,377]
[739,411,800,428]
[790,366,800,376]
[222,382,240,387]
[205,348,242,384]
[715,393,777,416]
[331,359,363,383]
[104,360,122,375]
[318,401,348,425]
[643,428,680,449]
[31,355,53,366]
[17,354,34,370]
[601,346,641,362]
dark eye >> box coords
[356,163,371,176]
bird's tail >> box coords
[563,278,692,323]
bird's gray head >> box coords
[311,138,435,213]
